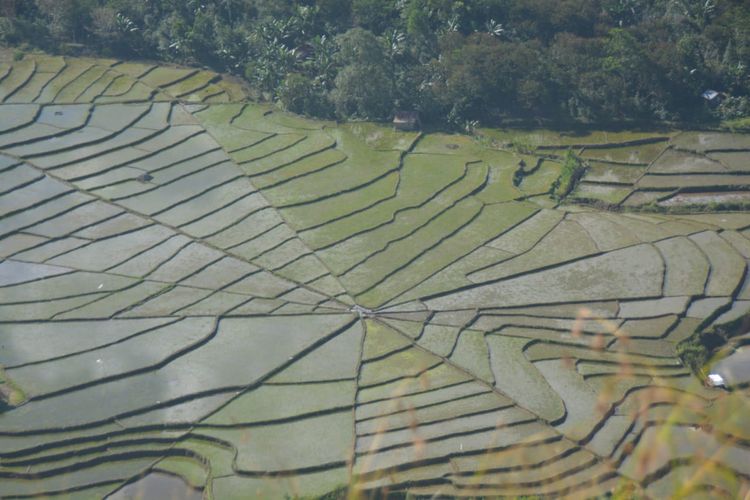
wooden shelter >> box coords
[393,111,421,131]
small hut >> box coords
[701,89,724,108]
[393,111,421,131]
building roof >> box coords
[393,111,420,123]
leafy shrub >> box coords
[678,313,750,375]
[0,367,27,411]
[715,96,750,121]
[278,72,333,117]
[552,149,587,199]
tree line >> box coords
[1,0,748,128]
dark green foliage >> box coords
[330,28,393,119]
[678,339,712,375]
[352,0,397,34]
[278,72,333,117]
[678,314,750,375]
[331,63,393,119]
[1,0,749,126]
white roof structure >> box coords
[707,373,726,387]
[702,90,720,100]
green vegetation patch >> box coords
[678,314,750,377]
[0,367,27,409]
[552,150,588,199]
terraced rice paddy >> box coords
[1,52,750,498]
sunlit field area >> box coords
[1,52,750,499]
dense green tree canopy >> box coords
[1,0,749,126]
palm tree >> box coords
[383,30,406,104]
[485,19,505,38]
[308,35,338,91]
